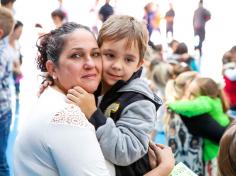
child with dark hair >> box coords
[174,42,199,71]
[51,9,67,28]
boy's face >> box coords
[101,38,142,89]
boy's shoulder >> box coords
[118,78,162,108]
[119,78,151,95]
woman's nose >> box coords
[84,57,95,69]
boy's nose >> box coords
[112,59,123,70]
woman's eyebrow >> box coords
[71,47,99,51]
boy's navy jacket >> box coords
[90,68,162,176]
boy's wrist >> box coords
[87,107,97,119]
[89,108,107,130]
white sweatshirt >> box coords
[14,86,114,176]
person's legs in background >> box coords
[0,110,12,176]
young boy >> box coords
[67,15,162,175]
[0,6,14,176]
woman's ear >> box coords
[46,60,57,79]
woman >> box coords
[13,22,174,176]
[14,22,113,176]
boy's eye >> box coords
[103,53,114,58]
[125,57,134,63]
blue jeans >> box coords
[0,110,12,176]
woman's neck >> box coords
[53,80,67,95]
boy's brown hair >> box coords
[97,15,148,62]
[0,6,14,39]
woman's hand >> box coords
[67,86,97,119]
[145,141,175,176]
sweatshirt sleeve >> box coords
[96,100,156,166]
[168,96,212,117]
[89,108,107,130]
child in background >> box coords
[51,9,67,28]
[67,15,163,176]
[0,6,14,176]
[168,77,230,176]
[222,48,236,118]
[8,20,24,99]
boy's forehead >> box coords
[102,38,138,49]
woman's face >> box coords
[53,29,102,93]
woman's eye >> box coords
[71,53,81,58]
[93,52,101,57]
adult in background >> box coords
[0,0,16,11]
[193,0,211,57]
[165,3,175,42]
[98,0,114,23]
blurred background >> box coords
[4,0,236,175]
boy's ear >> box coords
[138,59,144,67]
[46,60,57,78]
[0,29,4,39]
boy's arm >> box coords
[92,100,156,166]
[168,96,212,117]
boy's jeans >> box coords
[0,110,12,176]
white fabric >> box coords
[14,86,114,176]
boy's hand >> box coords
[37,80,52,97]
[67,86,97,119]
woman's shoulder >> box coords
[50,103,94,130]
